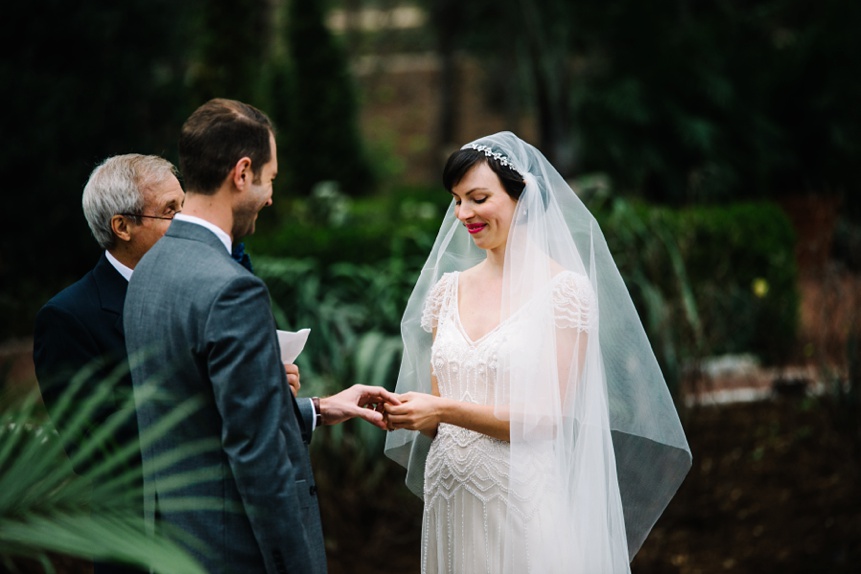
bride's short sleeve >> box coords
[421,273,454,333]
[553,272,597,332]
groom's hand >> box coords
[283,363,300,396]
[319,384,401,430]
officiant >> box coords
[33,153,185,574]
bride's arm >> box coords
[557,324,588,405]
[388,386,511,442]
[388,331,586,443]
[385,327,510,441]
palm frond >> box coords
[0,374,217,574]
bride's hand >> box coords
[384,392,442,435]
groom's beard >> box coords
[233,203,264,241]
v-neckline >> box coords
[450,269,576,346]
[452,272,508,346]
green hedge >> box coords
[248,184,448,266]
[252,190,799,386]
[673,202,799,363]
[597,199,799,372]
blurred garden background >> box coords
[1,0,860,572]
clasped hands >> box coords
[316,387,439,434]
[284,362,438,432]
[331,389,440,434]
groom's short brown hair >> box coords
[179,98,275,195]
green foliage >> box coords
[673,202,799,364]
[254,254,412,477]
[254,255,415,390]
[249,184,450,479]
[595,197,799,380]
[1,0,383,340]
[255,188,798,399]
[0,364,217,573]
[185,0,275,107]
[250,183,447,265]
[597,198,703,392]
[282,0,376,197]
[424,0,860,203]
[0,0,195,339]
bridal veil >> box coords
[385,131,692,572]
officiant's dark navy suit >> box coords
[33,252,142,470]
[33,252,143,574]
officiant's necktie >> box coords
[231,242,254,273]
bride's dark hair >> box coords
[442,148,526,200]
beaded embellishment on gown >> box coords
[420,270,595,574]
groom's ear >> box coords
[231,157,254,191]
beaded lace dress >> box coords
[420,270,595,573]
[385,131,691,574]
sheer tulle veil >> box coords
[384,131,691,570]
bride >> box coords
[384,132,691,573]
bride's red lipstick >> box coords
[466,223,487,234]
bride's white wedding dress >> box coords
[420,270,595,574]
[387,131,691,574]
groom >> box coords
[123,98,398,573]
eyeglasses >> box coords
[119,212,179,221]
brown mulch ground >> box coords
[631,397,861,574]
[320,396,861,574]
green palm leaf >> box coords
[0,372,216,574]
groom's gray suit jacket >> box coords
[124,219,325,574]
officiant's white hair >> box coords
[82,154,178,250]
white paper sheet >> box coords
[276,328,311,363]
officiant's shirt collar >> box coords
[105,250,134,282]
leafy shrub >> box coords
[254,254,412,480]
[257,191,798,388]
[596,199,799,378]
[675,202,799,363]
[249,184,448,266]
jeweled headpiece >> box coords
[465,143,514,169]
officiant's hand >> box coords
[283,363,300,396]
[319,384,401,430]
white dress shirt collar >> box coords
[174,213,232,254]
[105,250,133,282]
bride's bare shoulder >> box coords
[459,265,479,280]
[457,262,488,290]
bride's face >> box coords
[451,162,517,253]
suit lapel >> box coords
[93,252,129,337]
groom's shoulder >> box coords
[131,239,245,297]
